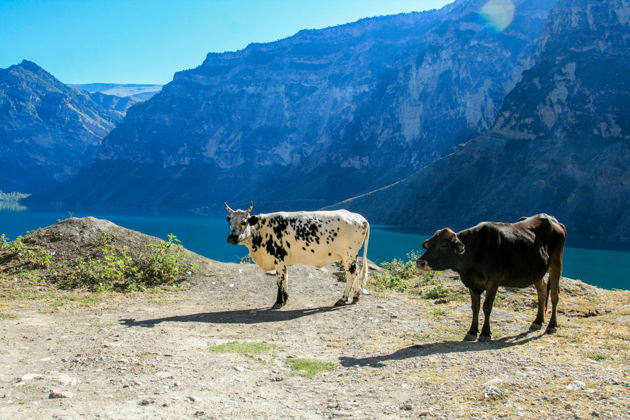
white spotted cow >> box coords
[225,202,370,309]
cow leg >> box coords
[530,278,546,330]
[335,258,357,306]
[272,265,288,309]
[546,257,562,334]
[479,282,499,341]
[465,288,481,341]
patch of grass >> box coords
[209,341,276,354]
[584,352,607,361]
[0,312,18,320]
[287,358,337,378]
[431,308,449,318]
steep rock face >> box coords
[55,0,556,212]
[0,61,122,193]
[334,0,630,249]
[88,92,142,118]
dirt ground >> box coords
[1,219,629,419]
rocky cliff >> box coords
[333,0,630,249]
[0,61,123,193]
[52,0,557,212]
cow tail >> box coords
[360,223,370,293]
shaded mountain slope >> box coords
[0,61,123,193]
[332,0,630,249]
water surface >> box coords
[1,210,628,290]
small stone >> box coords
[19,373,45,382]
[155,371,173,379]
[139,398,153,406]
[271,376,284,382]
[49,390,73,399]
[566,380,586,391]
[484,385,502,399]
[234,366,246,372]
[101,394,114,399]
[187,396,202,403]
[400,403,413,411]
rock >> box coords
[50,373,77,387]
[49,390,74,399]
[155,371,173,379]
[400,403,413,411]
[483,385,502,399]
[18,373,45,382]
[566,380,586,391]
[139,398,154,406]
[187,396,202,403]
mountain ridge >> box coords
[329,0,630,249]
[48,0,557,213]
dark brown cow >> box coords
[416,214,566,341]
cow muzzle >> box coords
[227,234,239,245]
[416,259,431,272]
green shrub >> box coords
[371,259,418,292]
[0,235,51,268]
[51,234,196,291]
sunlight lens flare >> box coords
[480,0,515,32]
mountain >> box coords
[52,0,557,212]
[87,92,142,118]
[71,83,163,100]
[332,0,630,249]
[71,83,164,117]
[0,60,124,193]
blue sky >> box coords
[0,0,452,84]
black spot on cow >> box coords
[302,247,306,251]
[251,233,263,252]
[328,252,332,256]
[286,241,291,248]
[349,261,357,274]
[265,238,287,262]
[311,249,315,253]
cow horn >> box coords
[246,201,254,214]
[224,202,235,214]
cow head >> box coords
[225,201,259,245]
[416,228,465,271]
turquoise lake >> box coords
[1,210,629,290]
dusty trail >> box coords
[1,260,629,419]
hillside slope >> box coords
[51,0,556,212]
[0,61,123,193]
[332,0,630,249]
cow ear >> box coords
[248,215,259,226]
[455,240,465,254]
[422,240,429,250]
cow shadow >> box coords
[120,305,344,328]
[339,331,544,367]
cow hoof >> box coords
[351,296,360,304]
[478,335,491,342]
[271,303,284,310]
[463,334,477,342]
[529,322,543,331]
[545,326,557,335]
[334,299,347,307]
